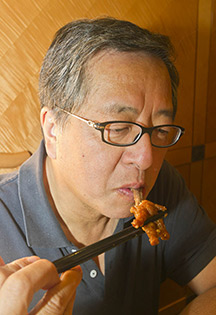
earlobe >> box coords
[40,107,57,159]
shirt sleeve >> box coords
[149,161,216,286]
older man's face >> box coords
[53,51,173,219]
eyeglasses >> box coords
[57,108,185,148]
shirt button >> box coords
[90,269,97,278]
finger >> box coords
[0,256,40,287]
[31,266,82,315]
[0,259,60,315]
[60,267,82,315]
[1,256,40,274]
[63,289,77,315]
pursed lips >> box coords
[117,183,145,200]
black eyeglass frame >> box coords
[56,107,185,148]
[94,121,185,148]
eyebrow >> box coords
[103,103,139,115]
[154,109,174,120]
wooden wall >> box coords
[165,0,216,227]
[0,0,215,313]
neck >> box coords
[43,157,119,247]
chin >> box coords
[106,209,133,220]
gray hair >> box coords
[39,17,179,124]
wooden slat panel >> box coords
[165,147,192,166]
[202,157,216,222]
[205,141,216,159]
[205,0,216,143]
[159,279,187,313]
[193,0,212,146]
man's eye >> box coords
[157,128,169,138]
[158,128,169,134]
[108,123,132,133]
[106,124,132,140]
[111,127,130,133]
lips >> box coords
[120,182,145,190]
[117,184,145,200]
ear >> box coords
[40,107,57,159]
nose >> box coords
[122,133,153,171]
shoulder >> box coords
[0,169,21,220]
[0,170,29,262]
[0,170,18,185]
[153,163,216,286]
[0,170,19,199]
[0,169,24,231]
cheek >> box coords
[79,147,118,181]
[59,137,120,193]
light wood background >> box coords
[0,0,215,313]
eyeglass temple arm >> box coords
[57,107,96,127]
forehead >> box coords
[84,50,173,118]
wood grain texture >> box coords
[0,151,31,168]
[0,0,197,154]
[165,147,192,166]
[205,0,216,143]
[202,157,216,222]
[1,0,216,313]
[205,141,216,158]
[193,0,212,146]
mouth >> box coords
[117,184,145,201]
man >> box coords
[0,17,215,314]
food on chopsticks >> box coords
[130,189,170,246]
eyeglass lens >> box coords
[103,123,181,147]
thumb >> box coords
[30,266,82,315]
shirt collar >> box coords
[18,140,71,248]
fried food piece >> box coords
[130,190,169,246]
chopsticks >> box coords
[53,210,168,273]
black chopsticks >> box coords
[53,210,168,273]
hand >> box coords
[0,256,82,314]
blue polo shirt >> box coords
[0,141,216,314]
